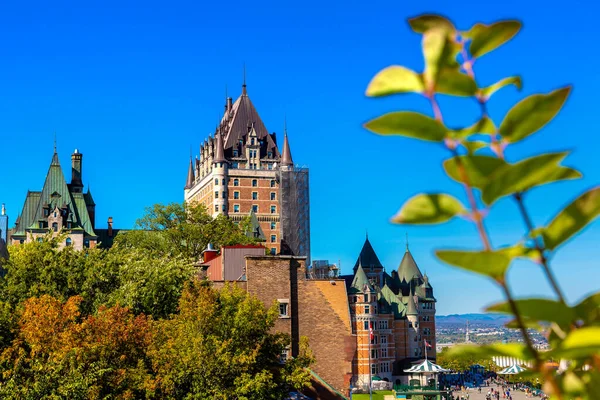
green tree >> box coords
[116,202,259,261]
[146,281,313,399]
[365,14,600,397]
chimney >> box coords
[202,243,219,263]
[71,149,83,191]
[107,217,113,237]
[227,97,233,114]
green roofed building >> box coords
[342,236,437,390]
[10,146,121,250]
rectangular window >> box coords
[371,364,377,375]
[381,348,388,358]
[252,192,258,200]
[270,205,276,214]
[233,205,240,213]
[215,191,219,199]
[270,234,277,243]
[215,178,219,185]
[371,335,378,345]
[252,205,258,213]
[364,305,370,314]
[279,301,289,317]
[268,163,273,170]
[234,191,240,199]
[280,348,289,364]
[215,205,219,212]
[379,320,388,329]
[270,247,276,255]
[268,151,272,158]
[371,349,378,359]
[364,321,369,330]
[270,192,276,200]
[233,150,238,157]
[270,180,276,187]
[270,221,276,230]
[252,179,258,187]
[232,162,239,168]
[234,179,239,186]
[381,335,387,344]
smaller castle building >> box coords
[9,146,119,250]
[342,237,437,388]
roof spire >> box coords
[185,155,195,189]
[281,123,293,168]
[366,229,368,240]
[51,133,60,166]
[242,63,247,96]
[53,132,57,153]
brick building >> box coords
[198,246,354,397]
[341,237,437,389]
[184,81,310,262]
[8,146,121,250]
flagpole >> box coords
[368,320,372,400]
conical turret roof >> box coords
[281,133,293,167]
[406,288,418,316]
[397,249,423,283]
[349,261,373,294]
[353,237,384,273]
[213,132,226,164]
[185,157,195,189]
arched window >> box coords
[66,238,72,247]
[233,179,239,186]
[52,222,58,232]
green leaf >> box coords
[480,76,522,99]
[408,14,455,34]
[365,66,424,97]
[481,152,582,205]
[496,244,539,263]
[435,250,511,282]
[574,292,600,325]
[450,116,497,139]
[467,20,522,58]
[447,342,533,361]
[443,155,507,188]
[364,111,447,142]
[540,187,600,250]
[391,193,466,224]
[554,326,600,358]
[435,68,477,96]
[486,298,575,327]
[499,86,571,143]
[422,28,458,91]
[462,140,488,154]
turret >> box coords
[281,131,293,171]
[185,156,195,190]
[212,132,228,217]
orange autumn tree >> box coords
[0,295,151,399]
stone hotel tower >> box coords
[184,82,310,262]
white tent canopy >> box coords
[498,364,527,375]
[404,359,450,374]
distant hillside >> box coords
[436,313,511,326]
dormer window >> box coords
[268,151,272,158]
[43,209,49,217]
[251,138,255,145]
[233,150,238,157]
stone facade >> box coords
[184,83,309,262]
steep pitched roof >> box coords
[353,237,384,273]
[185,157,195,189]
[245,210,266,241]
[281,133,293,167]
[397,249,423,283]
[349,262,373,294]
[379,283,406,318]
[213,132,226,163]
[220,90,279,156]
[12,191,41,236]
[406,289,418,316]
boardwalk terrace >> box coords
[184,81,310,263]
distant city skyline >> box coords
[1,0,599,315]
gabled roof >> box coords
[220,90,279,156]
[349,262,373,294]
[353,237,384,273]
[397,249,423,283]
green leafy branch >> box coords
[364,13,600,398]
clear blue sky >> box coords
[1,0,598,315]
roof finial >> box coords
[53,132,57,153]
[406,232,409,251]
[242,63,247,95]
[366,229,368,240]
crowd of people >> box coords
[438,373,547,399]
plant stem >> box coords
[514,193,567,305]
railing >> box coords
[393,384,439,392]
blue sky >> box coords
[0,0,598,314]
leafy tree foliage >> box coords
[436,346,497,373]
[0,295,151,399]
[146,281,313,399]
[115,202,259,261]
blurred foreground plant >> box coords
[365,14,600,398]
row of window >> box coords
[232,179,277,188]
[232,191,277,201]
[37,237,72,246]
[351,294,376,304]
[369,334,388,345]
[370,348,389,359]
[231,204,277,214]
[371,362,390,375]
[422,315,432,322]
[422,302,434,309]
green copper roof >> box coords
[397,249,423,283]
[379,283,406,318]
[245,209,266,241]
[353,237,384,273]
[17,151,96,237]
[349,262,373,294]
